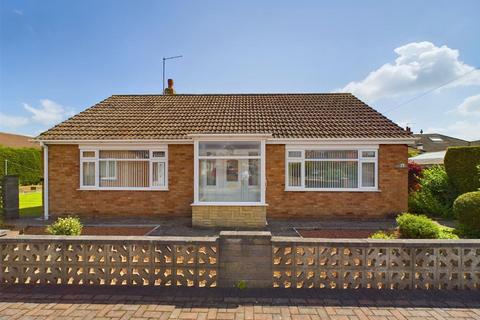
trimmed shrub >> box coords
[396,213,440,239]
[453,191,480,232]
[369,231,397,239]
[407,166,456,218]
[444,146,480,195]
[46,217,83,236]
[0,146,42,185]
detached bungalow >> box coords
[37,87,414,227]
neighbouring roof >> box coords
[412,133,470,152]
[0,132,40,149]
[409,150,446,165]
[37,93,412,141]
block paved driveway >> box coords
[0,286,479,320]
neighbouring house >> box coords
[0,132,40,149]
[409,150,446,166]
[411,133,470,152]
[36,85,415,227]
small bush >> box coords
[438,226,459,239]
[407,166,456,218]
[396,213,441,239]
[444,146,480,195]
[369,231,397,239]
[453,191,480,233]
[46,217,83,236]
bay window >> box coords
[196,141,265,203]
[79,147,168,190]
[286,147,378,191]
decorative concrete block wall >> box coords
[1,232,479,290]
[0,236,218,287]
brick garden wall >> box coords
[47,143,407,219]
[47,144,193,218]
[266,144,408,218]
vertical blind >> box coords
[287,149,377,190]
[80,149,167,189]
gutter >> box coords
[34,137,418,145]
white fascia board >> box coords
[38,136,415,145]
[268,138,416,145]
[38,139,193,145]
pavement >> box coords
[0,286,479,320]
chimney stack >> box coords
[164,79,176,95]
[405,126,412,134]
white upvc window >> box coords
[79,147,168,190]
[285,146,378,192]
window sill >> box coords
[78,187,169,191]
[191,202,268,206]
[284,188,381,192]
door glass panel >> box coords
[199,159,260,202]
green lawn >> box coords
[19,192,43,218]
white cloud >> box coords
[341,42,480,101]
[23,99,75,126]
[0,113,29,128]
[454,94,480,116]
[426,120,480,141]
[13,9,23,16]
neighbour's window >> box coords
[286,148,377,191]
[79,148,168,190]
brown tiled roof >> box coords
[37,93,412,140]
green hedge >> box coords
[444,146,480,195]
[0,146,42,185]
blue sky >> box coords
[1,0,479,140]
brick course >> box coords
[47,143,407,219]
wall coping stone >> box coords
[0,235,219,243]
[220,231,272,238]
[272,236,480,247]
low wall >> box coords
[0,235,219,287]
[192,205,267,228]
[1,232,479,290]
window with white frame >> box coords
[80,148,168,190]
[197,141,263,203]
[286,148,378,191]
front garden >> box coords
[371,146,480,240]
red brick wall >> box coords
[47,144,193,218]
[47,143,407,219]
[265,144,408,218]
